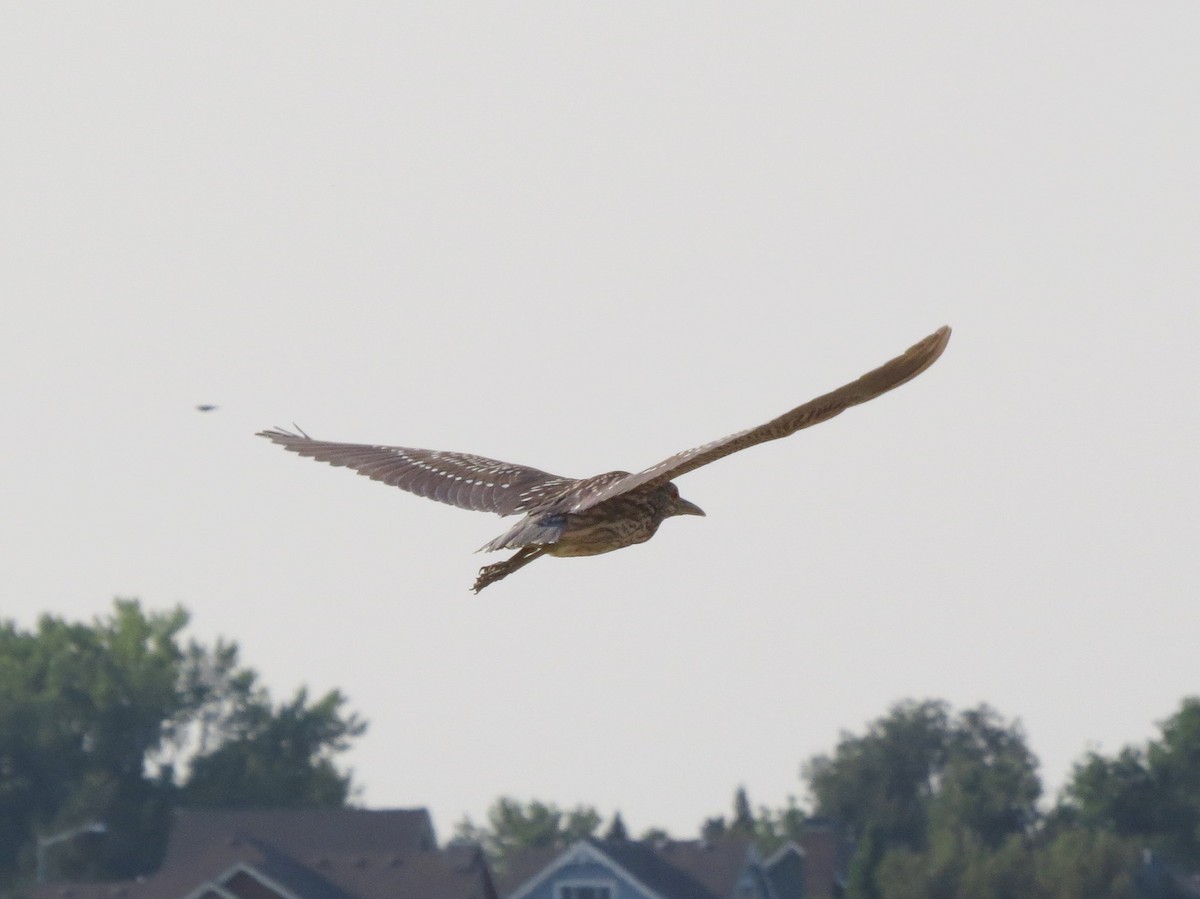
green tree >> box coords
[0,600,365,888]
[181,687,365,808]
[1035,829,1140,899]
[872,827,1142,899]
[1063,696,1200,867]
[700,815,726,842]
[0,601,189,880]
[875,830,1037,899]
[1146,697,1200,863]
[749,795,807,856]
[731,786,755,836]
[930,706,1041,847]
[803,700,1039,899]
[563,805,602,842]
[454,797,602,865]
[1065,747,1157,837]
[805,699,952,860]
[603,811,628,841]
[698,786,807,855]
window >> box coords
[558,884,614,899]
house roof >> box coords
[162,808,437,868]
[502,837,754,899]
[313,844,496,899]
[27,808,493,899]
[643,839,754,898]
[488,845,561,899]
[794,824,851,899]
[763,843,805,899]
[212,840,356,899]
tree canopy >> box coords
[448,697,1200,898]
[795,698,1200,898]
[0,600,365,888]
[453,797,602,868]
[1063,697,1200,868]
[799,700,1042,898]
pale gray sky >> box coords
[3,4,1198,838]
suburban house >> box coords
[493,823,853,899]
[766,821,851,899]
[761,844,805,899]
[496,836,789,899]
[28,809,851,899]
[27,808,498,899]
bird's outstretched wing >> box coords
[564,325,952,514]
[257,428,577,516]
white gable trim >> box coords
[508,840,669,899]
[222,862,306,899]
[179,882,239,899]
[760,841,807,899]
[764,841,806,868]
[179,861,303,899]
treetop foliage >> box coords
[460,697,1200,898]
[800,698,1200,898]
[453,796,602,865]
[1062,697,1200,868]
[8,599,1200,899]
[0,599,365,889]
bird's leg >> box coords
[473,546,546,593]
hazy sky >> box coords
[3,4,1198,839]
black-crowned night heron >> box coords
[259,326,950,592]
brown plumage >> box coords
[259,326,950,592]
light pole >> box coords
[35,821,107,884]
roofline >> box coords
[764,840,806,867]
[180,882,241,899]
[170,807,438,845]
[464,844,502,899]
[507,840,670,899]
[180,862,305,899]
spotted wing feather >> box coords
[257,428,578,516]
[567,325,951,513]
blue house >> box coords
[502,837,787,899]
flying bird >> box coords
[259,326,950,592]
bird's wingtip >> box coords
[256,424,312,443]
[920,325,952,361]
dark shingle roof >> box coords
[501,837,754,899]
[316,846,496,899]
[233,838,356,899]
[796,824,850,899]
[26,808,494,899]
[162,808,436,867]
[488,845,561,899]
[644,839,753,898]
[763,843,805,899]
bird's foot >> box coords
[471,546,546,593]
[472,562,509,593]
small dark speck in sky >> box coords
[196,404,219,412]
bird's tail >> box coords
[478,514,566,553]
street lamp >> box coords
[35,821,107,884]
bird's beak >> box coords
[675,498,706,517]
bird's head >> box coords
[664,482,705,518]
